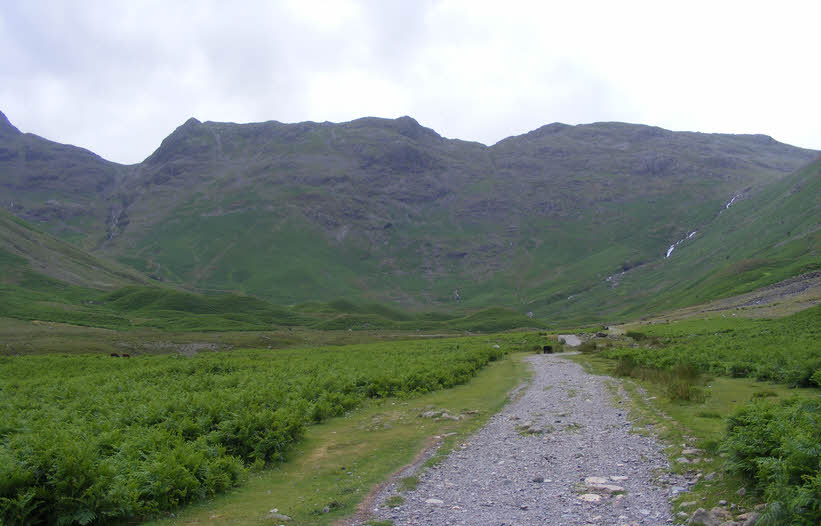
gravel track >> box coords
[365,353,681,525]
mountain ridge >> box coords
[1,110,818,321]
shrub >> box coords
[666,379,706,403]
[613,356,638,377]
[625,331,648,341]
[752,390,778,399]
[614,358,706,402]
[602,305,821,386]
[723,398,821,525]
[577,341,597,354]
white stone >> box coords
[425,498,444,505]
[584,476,609,485]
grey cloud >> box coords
[1,0,819,164]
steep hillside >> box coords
[0,110,129,246]
[0,209,147,290]
[0,209,152,328]
[1,111,817,319]
[548,157,821,323]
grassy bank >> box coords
[602,305,821,387]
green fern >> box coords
[0,336,507,524]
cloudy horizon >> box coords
[2,0,820,165]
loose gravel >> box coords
[364,353,682,525]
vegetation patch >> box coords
[383,495,405,508]
[603,305,821,387]
[564,422,584,433]
[613,360,707,403]
[723,397,821,525]
[399,476,419,491]
[0,337,505,525]
[143,352,528,526]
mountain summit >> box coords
[0,110,21,137]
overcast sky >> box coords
[2,0,819,164]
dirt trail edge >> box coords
[361,353,683,525]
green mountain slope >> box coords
[0,209,147,289]
[0,210,534,332]
[0,209,149,327]
[98,117,817,306]
[546,157,821,323]
[0,110,128,246]
[1,111,818,321]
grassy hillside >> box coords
[99,118,814,314]
[0,209,147,289]
[0,211,538,334]
[0,210,153,328]
[2,112,817,319]
[531,156,821,324]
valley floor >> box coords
[364,353,682,525]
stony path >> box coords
[365,354,680,525]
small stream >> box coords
[663,193,742,259]
[665,231,697,258]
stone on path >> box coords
[578,493,603,502]
[587,483,625,494]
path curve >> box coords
[364,354,681,525]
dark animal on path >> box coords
[110,353,120,357]
[543,345,553,354]
[121,353,131,358]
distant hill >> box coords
[1,109,818,322]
